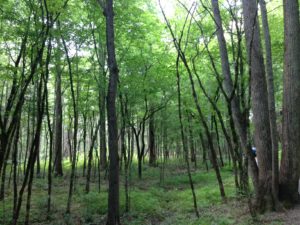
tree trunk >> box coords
[99,88,107,170]
[36,141,41,177]
[45,77,54,214]
[279,0,300,204]
[103,0,120,223]
[119,93,130,212]
[176,55,199,218]
[13,120,21,214]
[61,31,79,214]
[212,115,224,167]
[149,113,156,166]
[187,113,197,167]
[242,0,273,211]
[86,120,100,193]
[83,115,87,176]
[259,0,280,207]
[141,118,146,164]
[160,2,226,199]
[199,131,209,171]
[211,0,259,193]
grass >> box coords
[0,158,272,225]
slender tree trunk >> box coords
[119,93,130,212]
[0,142,11,200]
[43,129,48,178]
[176,55,199,218]
[24,110,30,175]
[148,113,156,166]
[259,0,280,207]
[86,120,100,193]
[83,115,87,176]
[12,118,21,215]
[228,106,244,191]
[99,89,107,170]
[36,142,41,177]
[141,119,146,163]
[102,0,120,223]
[125,127,131,212]
[15,68,48,225]
[187,113,197,168]
[61,31,79,214]
[170,31,227,199]
[13,121,21,213]
[66,122,73,164]
[199,131,209,171]
[53,48,63,177]
[136,135,142,179]
[213,116,224,167]
[46,84,53,214]
[211,0,259,193]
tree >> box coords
[210,0,258,193]
[99,0,121,224]
[62,28,79,215]
[160,0,226,200]
[242,0,273,211]
[148,112,156,166]
[53,38,64,177]
[259,0,279,207]
[279,0,300,204]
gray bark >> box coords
[242,0,273,210]
[259,0,279,206]
[211,0,259,192]
[103,0,120,223]
[279,0,300,203]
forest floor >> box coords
[262,204,300,225]
[0,159,298,225]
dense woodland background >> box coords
[0,0,300,224]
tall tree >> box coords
[259,0,279,206]
[176,54,199,217]
[210,0,258,193]
[62,30,79,215]
[99,0,120,224]
[279,0,300,204]
[53,40,63,177]
[242,0,273,211]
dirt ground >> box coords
[261,205,300,225]
[210,197,300,225]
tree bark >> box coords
[149,113,156,166]
[99,87,107,170]
[53,45,64,177]
[279,0,300,204]
[242,0,273,211]
[61,31,79,214]
[176,55,199,218]
[213,116,224,167]
[259,0,280,207]
[211,0,259,193]
[102,0,120,223]
[86,119,100,193]
[83,115,87,176]
[187,113,197,167]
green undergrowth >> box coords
[0,160,262,225]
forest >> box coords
[0,0,300,224]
